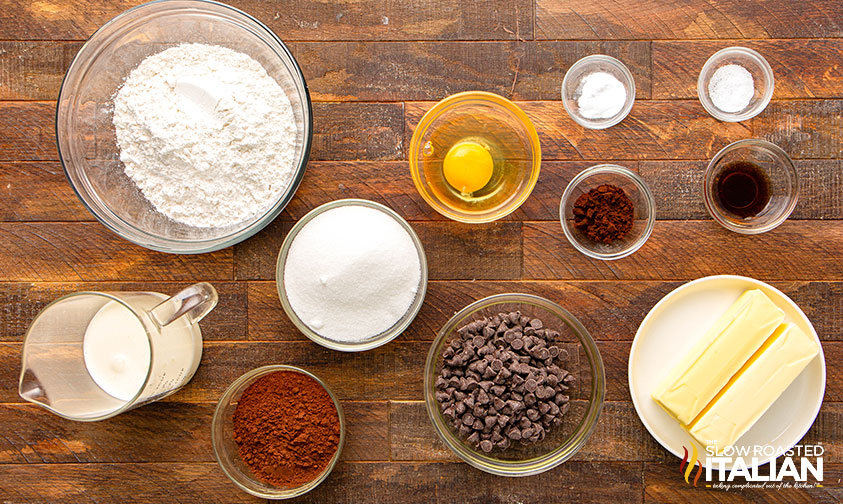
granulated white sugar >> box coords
[283,205,422,342]
[708,64,755,114]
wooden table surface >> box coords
[1,0,843,502]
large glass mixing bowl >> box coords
[56,0,312,253]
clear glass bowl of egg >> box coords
[409,91,542,223]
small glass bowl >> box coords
[424,293,605,476]
[704,139,798,234]
[561,55,636,130]
[276,199,428,352]
[56,0,312,253]
[211,365,345,500]
[698,46,774,122]
[408,91,541,223]
[559,165,656,260]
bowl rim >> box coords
[275,198,428,352]
[697,46,775,122]
[559,164,656,260]
[561,54,636,130]
[423,292,606,476]
[408,90,542,224]
[55,0,313,254]
[702,138,799,234]
[211,364,345,499]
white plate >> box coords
[629,275,826,468]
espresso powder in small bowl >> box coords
[559,164,655,261]
[212,366,344,499]
[572,184,634,243]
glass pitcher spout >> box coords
[19,368,48,406]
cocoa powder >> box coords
[572,184,634,243]
[232,370,340,488]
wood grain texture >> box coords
[640,160,843,220]
[524,221,843,281]
[0,42,82,100]
[1,102,404,162]
[389,400,667,463]
[10,99,843,164]
[0,162,89,221]
[406,100,843,161]
[536,0,843,40]
[270,161,636,223]
[235,219,522,281]
[6,158,841,223]
[270,41,650,101]
[0,282,246,342]
[4,338,839,405]
[249,279,843,344]
[389,399,843,464]
[0,401,386,463]
[3,0,843,501]
[247,279,671,342]
[653,40,843,99]
[1,41,650,101]
[0,0,532,41]
[0,461,644,504]
[0,223,233,282]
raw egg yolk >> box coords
[443,142,494,194]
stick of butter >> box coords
[687,323,819,453]
[652,289,784,425]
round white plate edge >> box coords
[628,274,827,468]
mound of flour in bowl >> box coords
[113,43,298,228]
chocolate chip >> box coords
[436,314,575,453]
[477,389,490,405]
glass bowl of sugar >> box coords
[561,55,636,130]
[56,0,312,253]
[276,199,428,352]
[698,46,774,122]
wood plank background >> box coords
[0,0,841,502]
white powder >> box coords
[283,205,422,343]
[576,71,627,119]
[708,64,755,113]
[113,43,297,228]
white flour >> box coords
[113,43,297,228]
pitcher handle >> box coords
[149,282,218,327]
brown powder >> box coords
[232,370,340,488]
[572,184,634,243]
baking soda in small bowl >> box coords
[280,201,425,349]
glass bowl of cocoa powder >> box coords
[559,164,655,260]
[212,365,344,499]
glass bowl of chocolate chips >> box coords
[424,293,605,476]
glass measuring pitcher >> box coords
[19,283,218,421]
